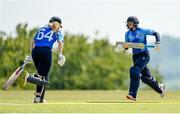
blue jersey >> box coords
[125,27,156,54]
[34,26,64,49]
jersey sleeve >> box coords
[125,31,129,42]
[142,28,155,35]
[56,31,64,42]
[141,28,160,42]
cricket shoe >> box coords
[33,97,47,103]
[126,95,136,101]
[159,83,165,98]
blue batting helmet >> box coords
[49,16,62,24]
[126,16,139,24]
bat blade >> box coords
[3,63,26,90]
[116,42,145,49]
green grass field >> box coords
[0,90,180,113]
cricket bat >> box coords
[116,41,155,49]
[2,61,28,90]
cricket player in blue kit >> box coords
[24,16,65,103]
[124,16,165,101]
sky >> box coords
[0,0,180,43]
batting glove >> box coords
[115,44,125,53]
[58,54,66,66]
[155,42,160,51]
[24,55,33,63]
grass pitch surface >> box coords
[0,90,179,113]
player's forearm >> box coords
[58,42,63,55]
[153,32,160,43]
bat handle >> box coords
[22,62,28,67]
[146,45,155,48]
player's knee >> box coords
[141,76,148,83]
[130,66,140,79]
[34,73,42,79]
[141,76,155,84]
[35,73,48,81]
